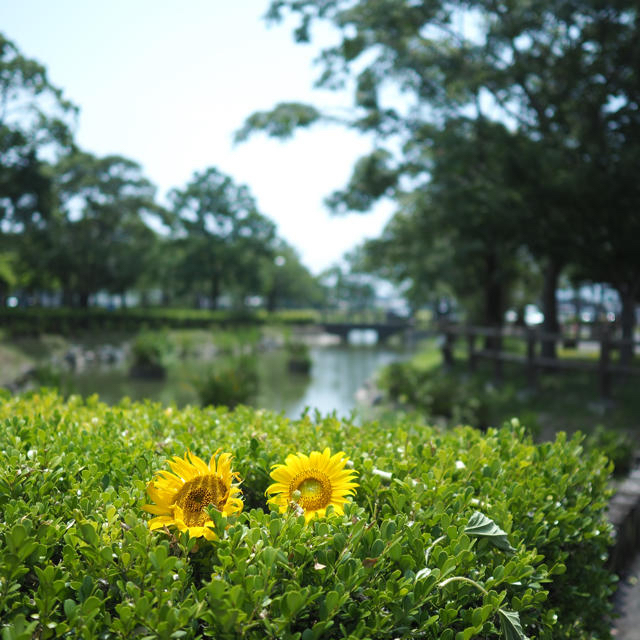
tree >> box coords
[319,262,377,315]
[169,168,277,309]
[0,32,76,230]
[0,238,18,305]
[573,10,640,363]
[360,206,452,313]
[359,117,532,329]
[262,242,326,311]
[240,0,640,359]
[577,153,640,364]
[47,151,161,307]
[0,33,78,304]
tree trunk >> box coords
[210,274,220,310]
[541,259,561,360]
[62,287,73,307]
[79,291,90,309]
[483,252,503,350]
[266,287,277,313]
[619,282,638,367]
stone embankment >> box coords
[609,461,640,574]
[609,457,640,638]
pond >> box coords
[60,338,408,419]
[256,344,406,419]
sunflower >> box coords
[143,450,242,540]
[266,448,358,523]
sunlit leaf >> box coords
[465,511,515,553]
[498,608,529,640]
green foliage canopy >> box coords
[240,0,640,337]
[0,32,76,229]
[169,167,278,308]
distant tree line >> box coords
[0,33,326,312]
[238,0,640,363]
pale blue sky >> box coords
[0,0,393,274]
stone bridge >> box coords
[320,321,413,344]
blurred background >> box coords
[0,0,638,465]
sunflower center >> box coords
[173,474,228,526]
[290,470,332,512]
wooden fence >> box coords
[439,324,640,401]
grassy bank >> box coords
[376,339,640,472]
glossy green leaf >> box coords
[465,512,515,553]
[498,608,529,640]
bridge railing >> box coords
[319,310,402,325]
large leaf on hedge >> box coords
[498,609,529,640]
[465,511,515,553]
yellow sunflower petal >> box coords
[146,482,173,507]
[328,450,348,469]
[216,452,232,474]
[270,466,294,483]
[304,508,323,523]
[265,482,288,496]
[168,457,196,480]
[201,526,218,541]
[156,470,184,487]
[335,480,359,488]
[173,504,186,522]
[148,515,175,530]
[152,479,181,495]
[142,503,172,515]
[284,453,303,474]
[309,450,323,470]
[329,468,358,479]
[317,448,334,469]
[187,451,210,475]
[222,497,243,516]
[267,495,287,511]
[208,448,222,471]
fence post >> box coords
[526,328,537,390]
[493,327,503,383]
[599,328,612,402]
[467,331,476,372]
[442,327,454,369]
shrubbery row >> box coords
[378,358,637,475]
[0,308,319,336]
[0,391,614,639]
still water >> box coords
[65,344,406,419]
[257,345,405,419]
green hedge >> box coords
[0,391,615,639]
[0,308,320,336]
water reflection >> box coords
[259,345,405,419]
[66,343,406,417]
